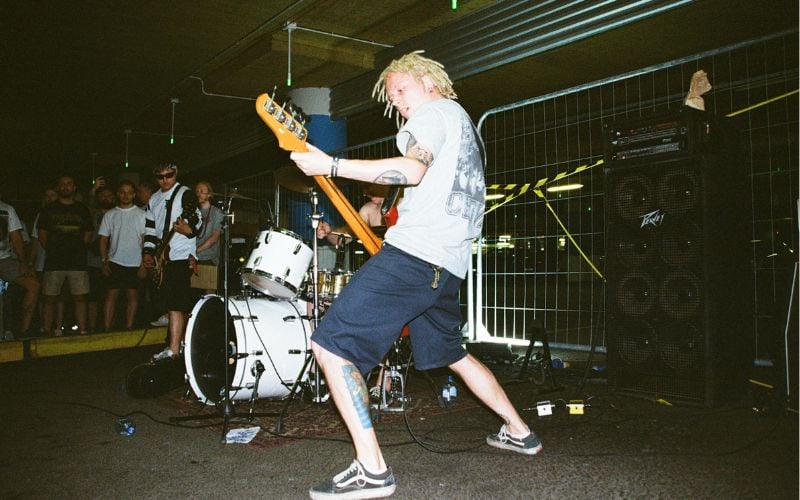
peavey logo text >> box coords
[640,209,665,228]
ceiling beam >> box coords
[271,34,377,70]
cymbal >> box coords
[210,191,255,200]
[274,165,315,193]
[329,231,353,244]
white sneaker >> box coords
[151,347,178,362]
[150,314,169,327]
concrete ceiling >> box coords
[1,0,796,203]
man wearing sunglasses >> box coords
[142,163,201,362]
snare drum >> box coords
[241,228,313,300]
[315,269,353,301]
[184,295,311,405]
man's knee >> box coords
[311,340,340,369]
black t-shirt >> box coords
[39,201,93,271]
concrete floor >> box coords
[0,341,797,499]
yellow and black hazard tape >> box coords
[484,158,606,280]
[484,158,604,215]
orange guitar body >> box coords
[255,93,382,256]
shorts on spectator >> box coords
[0,257,22,283]
[106,262,142,290]
[42,270,90,296]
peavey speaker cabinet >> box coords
[604,108,752,406]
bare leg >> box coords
[167,310,186,354]
[56,298,64,331]
[103,289,120,331]
[87,298,99,332]
[449,354,530,437]
[312,340,387,473]
[41,295,57,334]
[73,294,88,334]
[14,274,40,332]
[124,288,139,329]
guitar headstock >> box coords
[255,92,309,153]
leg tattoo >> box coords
[343,364,373,429]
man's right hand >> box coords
[316,221,332,240]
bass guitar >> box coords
[254,92,383,256]
[150,230,175,289]
[151,205,201,289]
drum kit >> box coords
[182,185,354,429]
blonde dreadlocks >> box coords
[371,51,457,127]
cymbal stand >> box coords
[170,185,278,441]
[308,190,324,402]
[275,189,326,434]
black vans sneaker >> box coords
[486,424,543,455]
[309,459,396,499]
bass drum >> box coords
[185,295,311,405]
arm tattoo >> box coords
[342,364,373,429]
[405,134,434,167]
[373,170,406,185]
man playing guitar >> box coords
[291,51,541,500]
[142,162,201,362]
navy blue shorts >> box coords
[311,244,467,375]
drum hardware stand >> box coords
[170,185,278,442]
[247,360,266,416]
[275,190,328,434]
[373,338,411,416]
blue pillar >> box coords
[285,89,347,269]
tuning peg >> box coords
[275,102,286,122]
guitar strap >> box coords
[161,183,182,241]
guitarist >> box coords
[291,52,541,500]
[142,162,201,362]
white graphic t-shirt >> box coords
[384,99,485,277]
[0,201,24,261]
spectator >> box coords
[99,180,146,331]
[38,175,93,336]
[136,179,155,209]
[0,199,40,337]
[193,181,224,294]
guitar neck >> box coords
[312,176,382,256]
[255,92,382,256]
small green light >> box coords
[124,161,129,169]
[287,77,292,87]
[452,0,457,9]
[170,136,174,145]
[587,206,592,212]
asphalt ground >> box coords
[0,340,797,499]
